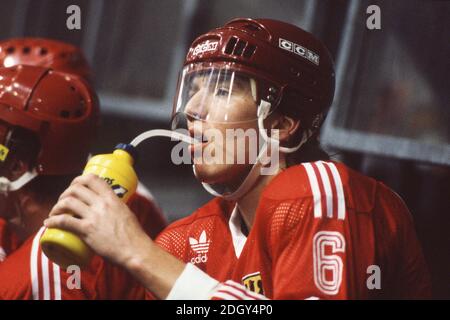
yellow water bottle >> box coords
[40,143,138,269]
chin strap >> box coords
[198,99,313,200]
[0,169,38,195]
[257,100,312,153]
[198,144,267,201]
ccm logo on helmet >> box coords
[279,38,320,66]
[193,40,219,56]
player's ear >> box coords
[265,112,301,143]
[8,157,31,181]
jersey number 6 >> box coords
[313,231,345,295]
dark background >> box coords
[0,0,448,298]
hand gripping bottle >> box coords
[40,143,138,269]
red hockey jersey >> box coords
[0,218,20,262]
[0,192,167,300]
[157,161,431,299]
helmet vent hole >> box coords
[40,48,48,56]
[243,24,262,32]
[6,47,15,54]
[234,40,246,56]
[60,110,70,118]
[22,47,31,54]
[70,86,76,92]
[74,109,83,118]
[225,37,238,54]
[225,37,254,58]
[243,44,256,58]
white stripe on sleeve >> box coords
[316,161,334,218]
[30,227,46,300]
[52,263,62,300]
[41,250,51,300]
[325,162,346,220]
[302,163,322,218]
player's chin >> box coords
[193,162,250,186]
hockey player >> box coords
[0,37,164,215]
[44,18,431,299]
[0,38,166,299]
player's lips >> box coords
[189,139,210,157]
[188,128,210,157]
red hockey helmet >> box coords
[173,18,335,131]
[0,65,99,175]
[0,38,92,81]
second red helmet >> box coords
[0,65,99,175]
[0,38,92,81]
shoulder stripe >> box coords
[316,161,334,219]
[302,161,346,220]
[324,162,346,220]
[302,163,322,218]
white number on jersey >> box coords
[313,231,345,295]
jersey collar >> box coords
[228,204,248,258]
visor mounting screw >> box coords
[290,68,301,77]
[266,95,275,102]
[269,87,277,94]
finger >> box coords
[49,196,90,219]
[44,214,86,237]
[71,174,115,197]
[59,184,98,206]
[70,175,86,187]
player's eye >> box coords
[215,88,230,97]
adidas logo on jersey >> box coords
[189,230,210,265]
[0,246,6,262]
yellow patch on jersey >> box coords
[242,272,264,295]
[0,144,9,162]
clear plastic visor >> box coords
[173,63,260,124]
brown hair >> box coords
[286,132,330,166]
[5,126,75,200]
[276,93,330,166]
